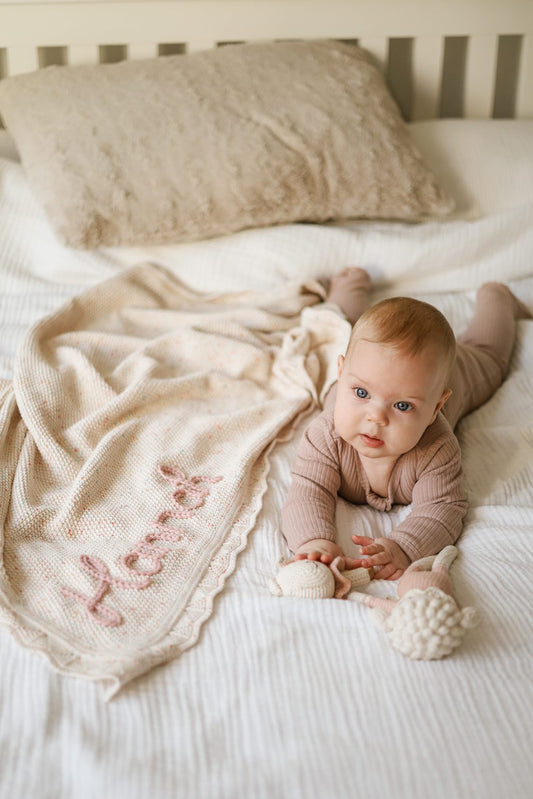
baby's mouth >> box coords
[360,433,385,448]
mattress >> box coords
[0,119,532,799]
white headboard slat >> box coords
[128,43,159,61]
[357,37,388,72]
[517,34,533,118]
[6,46,38,76]
[464,35,499,119]
[411,36,445,121]
[68,45,100,67]
[186,41,218,54]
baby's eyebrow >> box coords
[394,392,426,403]
[346,371,365,382]
[346,372,426,403]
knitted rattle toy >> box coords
[270,557,372,599]
[270,545,478,660]
[351,545,479,660]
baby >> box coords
[281,267,530,580]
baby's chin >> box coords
[348,435,387,455]
[355,444,392,459]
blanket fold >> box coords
[0,263,350,695]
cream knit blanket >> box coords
[0,264,350,696]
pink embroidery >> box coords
[158,465,221,515]
[60,555,146,628]
[60,467,223,626]
[122,541,171,578]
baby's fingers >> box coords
[352,536,384,557]
[360,551,391,567]
[295,551,335,565]
[352,535,374,546]
[373,564,405,581]
[344,556,368,569]
[358,543,385,556]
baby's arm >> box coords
[281,412,346,559]
[385,429,468,565]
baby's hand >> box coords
[293,539,362,570]
[294,539,344,565]
[351,535,411,580]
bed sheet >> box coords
[0,120,532,799]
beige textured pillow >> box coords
[0,40,453,248]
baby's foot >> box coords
[478,282,532,319]
[327,267,371,324]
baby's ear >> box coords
[337,354,345,379]
[432,388,452,421]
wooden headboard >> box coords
[0,0,531,121]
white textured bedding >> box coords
[1,120,532,799]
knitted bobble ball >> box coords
[383,587,479,660]
[270,559,335,599]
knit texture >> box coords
[0,40,453,248]
[270,557,371,599]
[0,265,351,695]
[379,586,477,660]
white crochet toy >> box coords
[271,545,479,660]
[351,545,479,660]
[270,557,372,599]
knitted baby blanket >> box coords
[0,264,349,696]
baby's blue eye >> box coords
[395,401,412,412]
[355,388,368,399]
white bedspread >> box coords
[1,120,532,799]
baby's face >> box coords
[334,338,451,462]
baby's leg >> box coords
[460,282,530,370]
[326,267,371,324]
[445,282,531,428]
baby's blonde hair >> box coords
[348,297,457,384]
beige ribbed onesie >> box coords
[282,283,521,561]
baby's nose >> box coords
[368,405,388,425]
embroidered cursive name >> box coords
[60,466,223,627]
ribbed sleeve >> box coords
[281,415,343,551]
[388,433,468,561]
